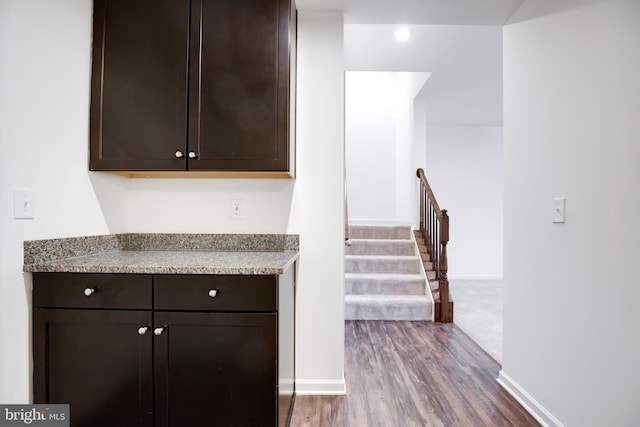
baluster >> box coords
[428,204,432,253]
[419,183,424,232]
[424,188,428,246]
[431,211,435,266]
[426,191,430,247]
[434,220,439,280]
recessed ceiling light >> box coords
[395,27,410,42]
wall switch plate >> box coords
[230,199,245,219]
[14,189,35,219]
[553,197,565,223]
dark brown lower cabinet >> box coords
[32,272,294,427]
[154,312,276,427]
[33,309,154,427]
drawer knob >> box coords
[208,289,218,298]
[138,326,149,336]
[175,150,184,158]
[188,151,198,159]
[154,327,165,336]
[84,287,97,297]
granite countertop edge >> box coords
[24,251,300,276]
[24,234,300,276]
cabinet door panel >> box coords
[90,0,190,171]
[33,309,153,427]
[188,0,290,171]
[154,311,277,427]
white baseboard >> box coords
[348,219,414,227]
[448,275,504,281]
[295,378,347,395]
[497,371,564,427]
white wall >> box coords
[501,0,640,425]
[396,72,430,228]
[0,0,129,402]
[426,126,503,278]
[345,71,429,226]
[0,1,346,401]
[127,179,295,233]
[292,11,345,393]
[345,72,397,222]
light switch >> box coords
[553,197,565,223]
[14,189,35,219]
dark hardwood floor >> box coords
[290,321,540,427]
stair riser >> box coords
[418,251,431,262]
[345,278,425,295]
[348,226,412,240]
[345,258,421,274]
[345,300,431,321]
[346,240,415,256]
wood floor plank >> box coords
[289,321,540,427]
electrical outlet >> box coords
[14,189,35,219]
[230,199,244,219]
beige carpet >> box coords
[450,279,503,362]
[345,225,432,320]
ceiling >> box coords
[296,0,523,24]
[342,0,524,25]
[344,25,504,126]
[296,0,525,126]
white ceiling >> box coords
[296,0,525,126]
[296,0,523,24]
[342,0,524,25]
[344,24,504,126]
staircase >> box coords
[345,225,433,321]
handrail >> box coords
[416,168,453,323]
[417,170,443,216]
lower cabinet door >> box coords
[154,311,277,427]
[33,309,153,427]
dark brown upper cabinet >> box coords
[89,0,295,177]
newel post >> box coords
[439,210,453,323]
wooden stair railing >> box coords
[416,168,453,323]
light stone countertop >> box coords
[25,250,298,275]
[23,234,299,276]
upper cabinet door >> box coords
[187,0,291,171]
[90,0,190,171]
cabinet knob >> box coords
[188,151,198,159]
[138,326,149,336]
[154,327,165,336]
[175,151,184,158]
[84,287,97,297]
[208,289,218,298]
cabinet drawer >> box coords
[154,275,277,312]
[33,273,152,310]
